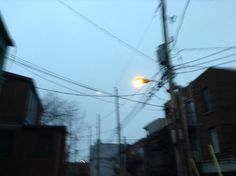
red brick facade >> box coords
[0,71,43,125]
[187,68,236,160]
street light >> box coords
[132,76,151,88]
[132,76,163,89]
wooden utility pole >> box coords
[89,125,92,162]
[114,87,122,174]
[159,0,192,176]
[160,1,183,175]
[96,115,101,176]
[123,137,127,176]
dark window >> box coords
[209,128,220,153]
[202,87,211,113]
[34,132,53,157]
[0,130,14,157]
[185,99,197,126]
[25,90,38,125]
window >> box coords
[25,90,38,125]
[209,128,220,153]
[0,45,6,70]
[202,87,212,113]
[0,130,14,157]
[185,99,197,126]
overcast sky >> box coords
[1,0,236,160]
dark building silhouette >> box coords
[65,162,90,176]
[126,139,145,176]
[0,15,13,88]
[0,125,66,176]
[0,71,66,176]
[0,71,43,125]
[144,118,176,176]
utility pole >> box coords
[123,137,127,176]
[159,0,192,176]
[96,115,101,176]
[114,87,122,175]
[89,125,92,160]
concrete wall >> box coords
[90,143,119,176]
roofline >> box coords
[190,67,236,85]
[0,14,14,46]
[3,71,43,110]
[0,124,66,132]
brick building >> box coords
[0,71,66,176]
[0,71,43,125]
[0,125,66,176]
[184,68,236,175]
[165,67,236,175]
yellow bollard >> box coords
[190,158,200,176]
[208,144,223,176]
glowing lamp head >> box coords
[132,76,150,88]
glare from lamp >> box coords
[132,76,149,88]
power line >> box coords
[174,47,236,67]
[120,69,167,128]
[190,53,236,67]
[121,84,164,129]
[116,2,161,85]
[8,54,109,94]
[56,0,155,62]
[90,71,164,127]
[175,52,236,71]
[176,58,236,74]
[9,58,115,104]
[173,45,236,55]
[7,55,163,107]
[37,87,146,97]
[173,0,191,46]
[104,71,165,143]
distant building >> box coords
[0,15,13,88]
[144,118,176,176]
[0,71,43,125]
[0,125,66,176]
[126,139,145,176]
[90,142,120,176]
[164,67,236,175]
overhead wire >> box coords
[7,55,163,107]
[175,52,236,71]
[176,58,236,74]
[37,87,146,98]
[173,45,236,56]
[90,71,164,129]
[116,1,161,86]
[187,53,236,67]
[174,47,236,67]
[7,54,109,94]
[7,57,115,104]
[172,0,191,47]
[6,46,17,71]
[104,70,164,143]
[56,0,155,62]
[120,69,165,129]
